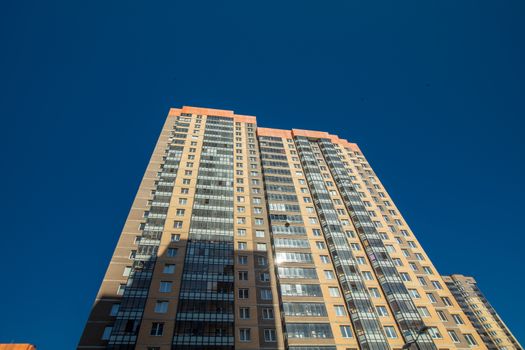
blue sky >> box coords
[1,1,524,349]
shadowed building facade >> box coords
[79,106,497,350]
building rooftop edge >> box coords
[168,106,360,151]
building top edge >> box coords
[257,127,359,151]
[169,106,257,123]
[168,106,360,151]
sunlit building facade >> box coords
[443,275,522,350]
[79,106,493,350]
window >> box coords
[176,209,185,216]
[257,256,268,266]
[362,271,374,280]
[376,306,388,316]
[400,272,411,282]
[102,326,113,340]
[255,218,264,225]
[178,198,187,205]
[167,248,178,257]
[417,306,430,317]
[262,307,274,319]
[159,281,172,293]
[340,325,353,338]
[117,284,126,296]
[261,289,273,300]
[369,288,381,298]
[259,272,270,282]
[281,284,322,297]
[238,242,247,250]
[432,281,443,290]
[237,228,246,236]
[163,264,175,274]
[154,301,168,313]
[384,326,397,338]
[170,234,180,242]
[423,266,433,275]
[345,230,355,238]
[283,302,327,316]
[334,305,346,316]
[408,289,420,299]
[239,328,251,342]
[320,255,330,263]
[150,322,164,336]
[428,327,442,339]
[256,230,265,238]
[427,293,437,303]
[264,329,277,342]
[173,220,183,228]
[238,255,248,264]
[240,307,250,319]
[448,330,460,343]
[329,287,341,297]
[257,243,267,251]
[324,270,335,279]
[238,271,248,281]
[276,252,313,263]
[123,266,132,277]
[312,229,321,236]
[286,323,333,338]
[442,296,453,306]
[437,310,448,321]
[110,303,120,316]
[316,241,326,249]
[452,314,464,325]
[238,288,249,299]
[465,334,478,346]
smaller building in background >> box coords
[0,345,36,350]
[444,274,522,350]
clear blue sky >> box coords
[1,1,524,349]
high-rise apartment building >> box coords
[443,275,522,350]
[79,106,491,350]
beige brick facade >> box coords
[78,106,509,350]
